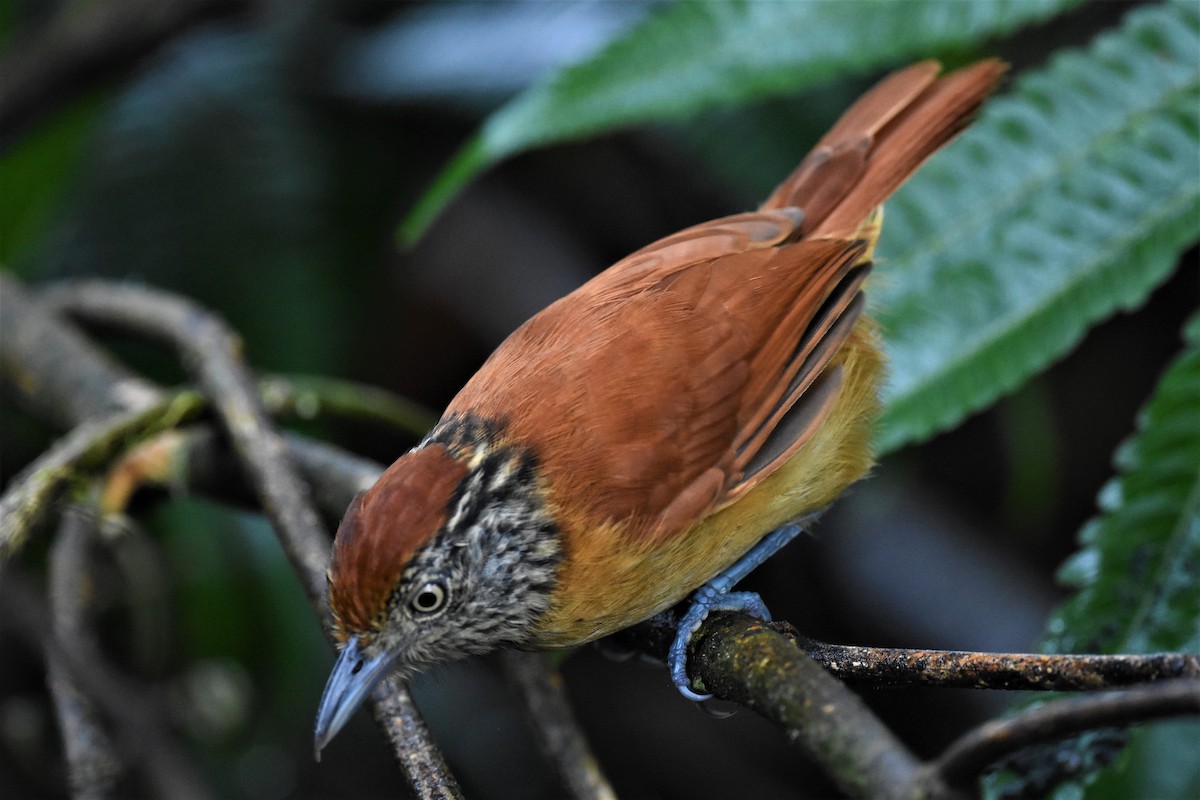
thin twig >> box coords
[37,280,460,795]
[370,679,464,800]
[921,679,1200,794]
[500,651,618,800]
[261,374,436,437]
[48,505,122,800]
[97,424,383,523]
[284,433,383,517]
[0,570,212,800]
[42,281,330,599]
[1,272,164,427]
[0,390,206,563]
[797,638,1200,691]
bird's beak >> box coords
[313,637,399,759]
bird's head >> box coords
[313,432,560,755]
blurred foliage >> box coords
[37,27,355,373]
[401,0,1085,242]
[155,500,329,799]
[2,1,1198,798]
[0,98,100,265]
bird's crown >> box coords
[327,444,467,637]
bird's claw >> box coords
[666,523,802,702]
[668,590,772,701]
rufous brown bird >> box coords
[314,59,1005,753]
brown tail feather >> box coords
[761,60,1006,238]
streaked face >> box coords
[315,435,561,754]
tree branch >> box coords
[0,569,212,800]
[260,374,436,438]
[923,678,1200,793]
[97,423,385,524]
[796,637,1200,691]
[369,679,464,800]
[40,280,332,601]
[625,611,942,800]
[1,273,163,428]
[47,505,122,800]
[618,611,1199,798]
[0,389,206,562]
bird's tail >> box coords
[761,59,1006,241]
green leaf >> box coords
[1047,312,1200,658]
[1082,721,1200,800]
[1039,311,1200,799]
[982,309,1200,800]
[873,0,1200,454]
[399,0,1083,244]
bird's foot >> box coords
[666,522,803,701]
[668,589,771,700]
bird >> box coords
[314,59,1006,754]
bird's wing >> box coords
[445,210,868,541]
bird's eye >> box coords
[409,582,447,614]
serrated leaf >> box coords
[873,0,1200,454]
[399,0,1082,244]
[982,317,1200,800]
[1046,311,1200,657]
[1033,312,1200,800]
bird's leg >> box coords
[667,522,804,701]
